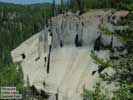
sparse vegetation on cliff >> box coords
[0,0,133,100]
[83,8,133,100]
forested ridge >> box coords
[0,0,133,100]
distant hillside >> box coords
[0,2,51,7]
[30,2,51,7]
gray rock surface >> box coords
[11,10,128,100]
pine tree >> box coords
[61,0,64,13]
[26,76,32,100]
[51,0,56,17]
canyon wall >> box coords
[11,10,128,100]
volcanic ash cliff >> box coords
[11,10,128,100]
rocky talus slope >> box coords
[11,10,128,100]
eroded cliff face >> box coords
[11,10,128,100]
[50,10,128,48]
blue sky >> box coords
[0,0,60,4]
